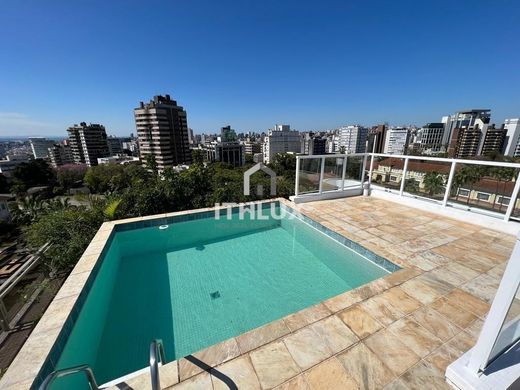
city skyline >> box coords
[1,0,519,136]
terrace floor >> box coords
[106,196,517,390]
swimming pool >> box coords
[47,201,398,388]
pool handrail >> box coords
[150,339,166,390]
[38,364,99,390]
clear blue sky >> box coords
[0,0,519,137]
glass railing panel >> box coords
[344,156,363,188]
[369,156,405,192]
[298,158,321,194]
[321,157,344,192]
[448,163,519,215]
[402,159,451,203]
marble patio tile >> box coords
[169,372,212,390]
[443,289,490,318]
[70,253,100,275]
[425,267,470,287]
[406,254,438,271]
[236,319,290,353]
[460,274,499,303]
[430,297,478,329]
[424,342,463,373]
[249,340,300,389]
[442,262,480,282]
[178,338,241,381]
[364,329,421,376]
[212,356,261,390]
[400,278,443,305]
[416,272,455,296]
[310,315,358,354]
[304,357,359,390]
[380,287,422,314]
[455,256,495,274]
[361,295,405,326]
[382,378,410,390]
[386,317,443,358]
[486,263,506,279]
[400,360,452,390]
[464,319,484,341]
[337,304,383,339]
[284,303,331,332]
[116,360,179,390]
[381,268,422,288]
[413,251,451,266]
[273,375,310,390]
[323,290,363,312]
[337,342,395,390]
[411,306,461,342]
[283,327,333,370]
[446,330,475,354]
[54,270,91,300]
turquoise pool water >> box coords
[51,204,394,388]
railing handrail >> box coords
[150,339,166,390]
[38,364,99,390]
[296,152,520,169]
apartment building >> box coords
[415,123,444,154]
[504,118,520,157]
[48,143,73,167]
[29,137,54,159]
[383,127,409,154]
[263,124,301,163]
[134,94,192,172]
[67,122,109,166]
[335,125,368,154]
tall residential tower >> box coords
[134,95,192,172]
[67,122,109,166]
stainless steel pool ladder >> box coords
[150,339,166,390]
[38,364,99,390]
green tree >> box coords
[56,164,88,191]
[191,149,205,165]
[145,154,158,176]
[404,178,419,193]
[423,171,445,196]
[11,159,56,194]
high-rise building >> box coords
[203,142,245,167]
[480,125,506,156]
[67,122,109,166]
[29,137,54,159]
[448,127,481,158]
[220,125,238,142]
[107,136,123,156]
[503,118,520,157]
[335,125,368,154]
[415,123,445,154]
[263,124,301,163]
[242,141,262,155]
[134,94,192,172]
[48,143,73,167]
[442,109,491,146]
[383,127,409,155]
[367,125,386,153]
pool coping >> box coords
[0,197,402,390]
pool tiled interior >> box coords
[1,197,516,390]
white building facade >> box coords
[504,118,520,157]
[383,127,409,154]
[334,125,368,154]
[263,124,302,163]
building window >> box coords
[458,189,470,197]
[497,196,510,206]
[390,175,398,182]
[477,192,490,201]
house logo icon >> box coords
[243,163,277,196]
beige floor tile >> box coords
[400,278,442,305]
[283,327,333,370]
[364,329,421,376]
[323,290,363,312]
[447,331,475,354]
[249,341,300,389]
[273,375,310,390]
[424,342,462,373]
[400,361,452,390]
[178,338,240,381]
[212,356,261,390]
[380,287,422,314]
[443,289,490,318]
[337,304,383,339]
[430,297,478,329]
[386,317,443,358]
[310,315,358,353]
[411,306,461,342]
[382,268,422,287]
[284,303,331,332]
[236,319,290,353]
[361,295,404,326]
[169,372,212,390]
[304,357,359,390]
[383,378,410,389]
[337,342,395,389]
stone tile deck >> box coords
[144,196,514,390]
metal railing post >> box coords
[0,299,9,331]
[505,171,520,221]
[399,157,409,196]
[150,339,166,390]
[341,156,347,191]
[361,153,368,189]
[368,153,374,186]
[443,161,457,207]
[295,157,300,196]
[318,157,325,194]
